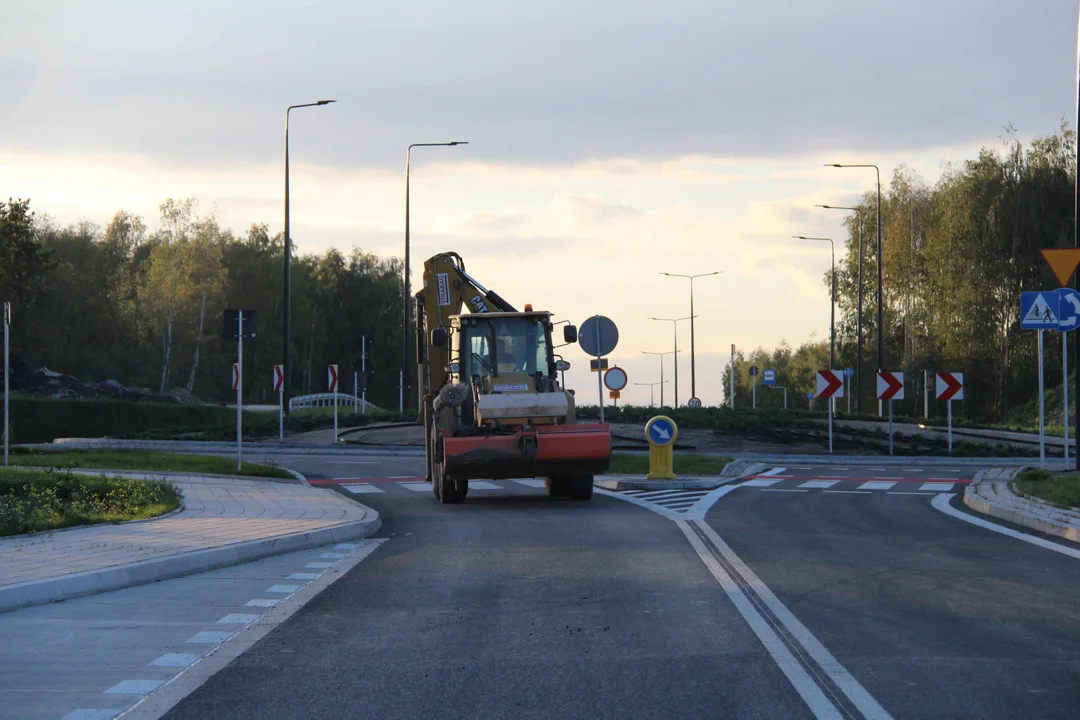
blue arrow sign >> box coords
[762,369,776,386]
[645,416,677,447]
[1058,288,1080,332]
[1021,291,1062,330]
[844,367,855,378]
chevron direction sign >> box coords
[815,370,844,399]
[876,372,904,401]
[936,372,964,401]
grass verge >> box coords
[0,468,181,537]
[607,452,733,476]
[1013,469,1080,510]
[10,449,294,480]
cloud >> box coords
[553,193,641,224]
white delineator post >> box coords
[237,310,243,471]
[3,302,9,466]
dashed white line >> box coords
[888,491,936,495]
[387,475,416,479]
[823,490,872,495]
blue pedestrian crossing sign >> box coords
[763,369,776,386]
[1058,288,1080,332]
[645,415,678,447]
[1021,291,1061,329]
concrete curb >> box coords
[721,459,770,478]
[7,467,301,485]
[962,468,1080,544]
[28,439,426,456]
[595,475,733,491]
[0,509,381,615]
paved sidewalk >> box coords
[0,476,380,612]
[964,468,1080,543]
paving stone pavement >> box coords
[0,476,369,588]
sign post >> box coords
[935,372,964,455]
[3,302,9,466]
[1021,291,1061,467]
[1056,287,1080,470]
[844,368,854,414]
[749,365,759,409]
[273,365,284,442]
[329,364,339,442]
[923,369,929,419]
[877,371,904,456]
[579,315,619,423]
[730,344,736,409]
[815,370,844,453]
[235,310,243,471]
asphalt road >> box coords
[160,457,1080,719]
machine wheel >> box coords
[439,470,467,504]
[545,477,570,497]
[568,475,594,501]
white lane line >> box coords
[685,485,742,520]
[342,483,384,494]
[790,466,813,470]
[150,653,201,668]
[62,710,125,720]
[324,460,382,464]
[104,679,164,695]
[857,481,897,490]
[514,479,547,488]
[399,482,431,492]
[637,490,710,500]
[908,469,924,472]
[817,475,848,479]
[469,481,502,490]
[266,584,302,594]
[321,552,347,559]
[798,480,839,489]
[761,467,789,476]
[693,521,894,720]
[888,491,936,495]
[863,467,887,471]
[594,487,682,519]
[919,482,954,492]
[823,490,871,494]
[305,562,333,569]
[288,573,319,580]
[741,478,783,487]
[217,613,261,625]
[931,494,1080,560]
[245,598,279,608]
[388,475,417,479]
[334,543,359,550]
[187,631,234,644]
[676,521,844,719]
[760,488,809,493]
[825,467,850,471]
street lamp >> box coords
[659,271,720,401]
[402,141,468,413]
[647,315,695,407]
[633,381,667,407]
[817,204,864,413]
[640,350,681,407]
[793,236,835,369]
[284,99,335,408]
[826,163,883,415]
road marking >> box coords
[321,552,347,559]
[858,481,897,490]
[790,466,813,470]
[187,631,234,644]
[825,467,850,471]
[823,490,871,494]
[761,467,788,476]
[798,480,839,489]
[636,489,709,500]
[342,483,384,494]
[150,653,201,668]
[469,481,501,490]
[872,477,904,480]
[334,543,359,550]
[760,488,808,493]
[324,460,382,464]
[304,562,333,569]
[515,479,547,488]
[62,710,125,720]
[864,467,887,471]
[817,475,847,479]
[594,487,682,519]
[399,482,431,492]
[388,475,417,479]
[887,491,936,495]
[104,679,164,695]
[266,584,302,594]
[919,482,954,492]
[932,494,1080,560]
[741,478,782,487]
[908,468,924,472]
[288,573,320,580]
[217,613,261,624]
[245,598,279,608]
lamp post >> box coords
[817,204,864,413]
[659,271,720,401]
[402,141,468,413]
[284,100,335,408]
[633,381,667,407]
[826,163,883,415]
[640,350,681,407]
[647,315,695,407]
[794,236,835,369]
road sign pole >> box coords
[1064,330,1070,471]
[730,346,735,410]
[947,400,952,454]
[595,317,605,424]
[1039,329,1046,468]
[783,387,787,410]
[399,370,403,414]
[279,387,283,442]
[923,369,929,419]
[237,310,243,471]
[846,376,850,414]
[752,374,757,409]
[362,336,367,415]
[3,303,9,466]
[889,400,894,456]
[828,390,834,453]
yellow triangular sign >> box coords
[1041,248,1080,287]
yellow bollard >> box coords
[644,415,678,480]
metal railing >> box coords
[288,393,378,411]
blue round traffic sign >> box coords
[844,367,855,378]
[806,392,815,400]
[645,415,678,447]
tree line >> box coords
[0,198,405,408]
[724,122,1077,424]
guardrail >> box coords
[288,393,379,411]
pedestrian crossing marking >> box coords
[399,482,431,492]
[918,482,954,492]
[514,479,547,488]
[742,478,783,487]
[857,481,897,490]
[469,481,501,490]
[798,480,839,489]
[342,483,383,494]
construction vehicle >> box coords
[415,252,611,504]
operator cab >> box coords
[449,312,558,393]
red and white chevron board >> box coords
[876,371,904,401]
[328,364,339,392]
[815,370,844,399]
[936,372,964,401]
[273,364,284,393]
[232,363,240,391]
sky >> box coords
[2,0,1077,406]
